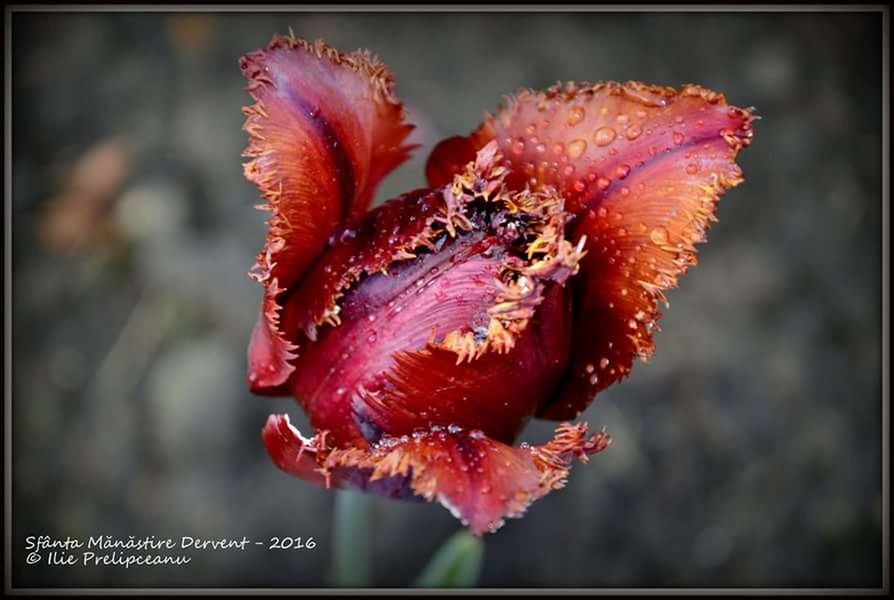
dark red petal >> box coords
[242,34,414,393]
[540,109,754,419]
[427,82,753,215]
[357,283,571,444]
[425,135,479,188]
[289,232,513,447]
[261,414,414,498]
[262,414,611,535]
[247,282,297,395]
[278,187,447,345]
[424,82,754,417]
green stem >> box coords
[414,530,485,588]
[330,490,373,587]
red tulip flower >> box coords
[241,34,755,535]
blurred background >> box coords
[11,10,883,589]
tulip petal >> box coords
[289,231,512,447]
[279,187,448,345]
[247,278,298,395]
[426,82,753,213]
[425,82,754,417]
[262,414,611,535]
[262,414,415,498]
[241,34,415,392]
[541,133,748,419]
[356,283,571,444]
[425,135,479,188]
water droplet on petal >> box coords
[511,139,526,155]
[615,164,631,179]
[673,132,685,145]
[596,176,611,190]
[686,163,699,174]
[624,125,642,140]
[599,358,610,369]
[594,126,617,147]
[567,138,587,159]
[567,106,585,126]
[650,226,669,245]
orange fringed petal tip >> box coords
[263,414,610,535]
[242,35,755,535]
[242,34,415,393]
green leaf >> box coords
[414,530,485,588]
[330,491,373,587]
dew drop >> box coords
[650,226,669,245]
[593,126,617,147]
[535,143,546,154]
[567,106,585,126]
[585,363,595,374]
[627,319,638,329]
[596,176,611,191]
[686,163,699,175]
[673,132,685,145]
[624,125,643,140]
[562,139,585,160]
[599,358,610,369]
[615,164,631,179]
[552,142,565,157]
[589,374,599,385]
[511,139,526,155]
[573,180,587,193]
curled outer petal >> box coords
[426,82,755,418]
[241,34,415,393]
[263,414,611,535]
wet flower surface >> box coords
[242,34,754,535]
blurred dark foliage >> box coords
[11,11,883,588]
